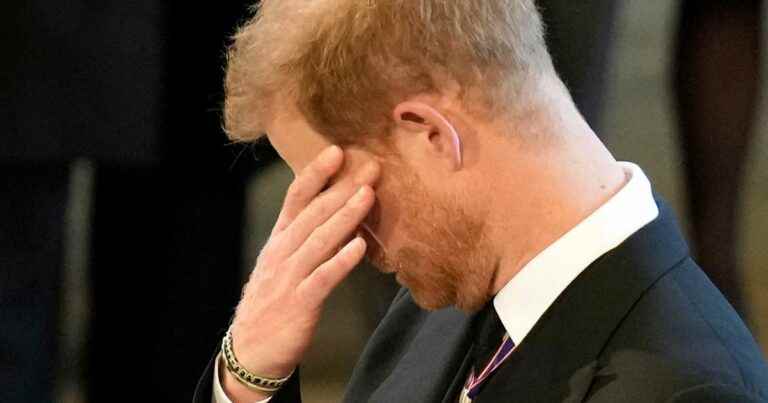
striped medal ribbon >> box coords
[459,334,517,402]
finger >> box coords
[274,161,379,258]
[296,236,366,305]
[288,185,375,276]
[272,145,343,235]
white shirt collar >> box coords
[493,162,659,346]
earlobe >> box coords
[392,101,463,169]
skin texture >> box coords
[222,78,629,401]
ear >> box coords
[392,101,463,169]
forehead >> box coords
[264,105,334,174]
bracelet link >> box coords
[221,326,294,393]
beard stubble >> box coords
[365,162,496,313]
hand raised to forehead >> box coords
[221,145,380,401]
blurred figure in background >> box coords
[539,0,622,134]
[2,2,263,402]
[673,0,763,314]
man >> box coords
[195,1,768,402]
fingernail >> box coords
[355,161,379,183]
[323,145,341,160]
[352,186,369,204]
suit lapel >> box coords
[441,336,476,403]
[473,199,689,402]
[365,306,476,403]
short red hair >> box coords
[224,0,554,145]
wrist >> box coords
[229,323,296,379]
[221,326,295,395]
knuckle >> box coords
[303,160,327,180]
[311,270,332,290]
[300,161,317,176]
[286,181,307,201]
[340,203,361,221]
[281,256,301,275]
[258,238,280,262]
[294,284,320,307]
[306,233,330,253]
[292,287,311,306]
[255,252,276,273]
[268,230,288,249]
[261,235,277,251]
[312,199,333,219]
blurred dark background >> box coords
[1,1,766,402]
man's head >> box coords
[225,0,555,146]
[224,0,598,312]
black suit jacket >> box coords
[194,200,768,402]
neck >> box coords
[484,96,628,295]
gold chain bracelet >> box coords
[221,326,294,392]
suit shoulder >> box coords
[585,348,762,402]
[586,259,768,401]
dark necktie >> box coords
[470,304,507,368]
[461,304,517,401]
